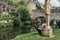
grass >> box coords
[11,29,60,40]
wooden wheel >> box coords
[32,16,46,28]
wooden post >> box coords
[42,0,53,37]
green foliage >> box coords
[18,5,32,22]
[13,17,21,32]
[17,1,32,33]
[36,3,42,10]
[0,22,13,40]
[7,0,14,5]
[19,0,26,6]
[9,12,21,33]
[0,0,32,40]
[10,1,32,33]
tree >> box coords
[42,0,53,37]
[17,1,32,33]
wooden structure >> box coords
[42,0,53,37]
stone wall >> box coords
[31,10,60,20]
[0,0,16,12]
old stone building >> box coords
[31,9,60,20]
[0,0,17,23]
[26,0,60,20]
[26,0,37,18]
[0,0,16,12]
[0,0,60,20]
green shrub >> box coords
[36,3,42,10]
[0,0,32,40]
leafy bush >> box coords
[0,0,32,40]
[19,0,26,6]
[36,3,42,10]
[17,2,32,33]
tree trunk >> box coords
[42,0,53,37]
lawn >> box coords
[11,29,60,40]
